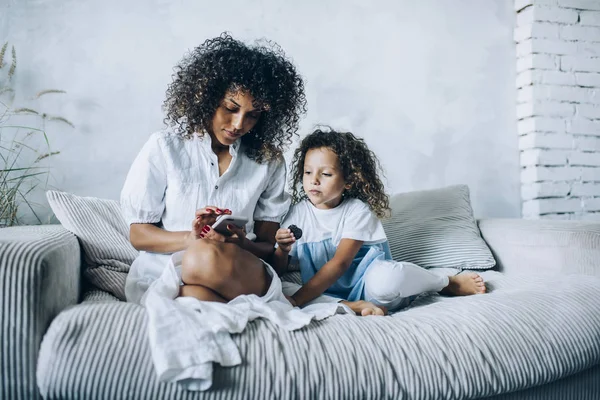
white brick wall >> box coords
[516,0,600,220]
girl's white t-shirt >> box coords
[281,198,391,301]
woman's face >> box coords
[210,90,262,146]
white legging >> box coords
[363,259,449,311]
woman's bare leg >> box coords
[180,239,272,301]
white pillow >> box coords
[46,190,137,300]
[382,185,496,270]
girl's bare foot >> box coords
[440,272,486,296]
[341,300,387,316]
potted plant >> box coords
[0,41,74,227]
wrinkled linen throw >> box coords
[142,251,352,391]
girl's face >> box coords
[210,90,262,146]
[303,147,349,210]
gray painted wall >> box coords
[2,0,520,222]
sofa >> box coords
[1,185,599,400]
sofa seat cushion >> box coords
[37,272,600,399]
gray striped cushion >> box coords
[382,185,496,269]
[36,271,600,399]
[1,225,80,400]
[46,190,138,300]
[82,289,121,303]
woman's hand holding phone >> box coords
[188,206,231,243]
[201,215,249,246]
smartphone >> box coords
[211,215,249,236]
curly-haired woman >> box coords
[272,128,486,316]
[121,33,306,304]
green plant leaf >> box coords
[0,143,19,152]
[17,194,44,224]
[46,116,74,128]
[0,42,7,69]
[1,125,45,132]
[0,87,14,96]
[4,171,47,182]
[8,46,16,80]
[35,151,60,162]
[34,89,66,98]
[13,107,39,115]
[1,166,43,173]
[12,140,42,152]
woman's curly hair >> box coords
[290,127,391,219]
[163,32,307,163]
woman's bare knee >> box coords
[181,240,226,284]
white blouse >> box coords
[121,130,291,303]
[121,130,290,232]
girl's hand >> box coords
[275,228,296,253]
[189,206,231,241]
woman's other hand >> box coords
[275,228,295,253]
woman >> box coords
[121,33,306,304]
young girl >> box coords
[273,128,486,316]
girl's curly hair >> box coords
[290,127,391,219]
[163,32,307,163]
